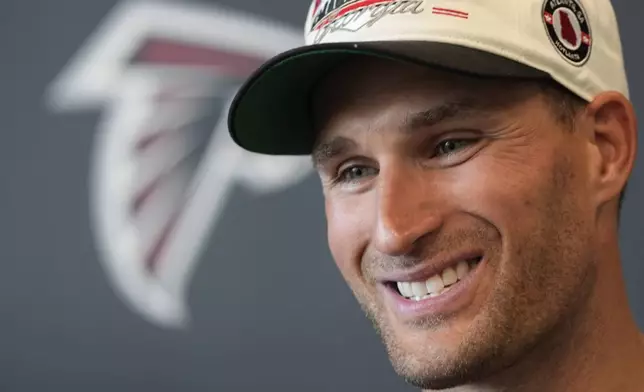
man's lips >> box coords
[375,249,485,284]
[376,253,487,320]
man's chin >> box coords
[399,371,476,391]
[385,341,486,391]
[377,319,490,391]
[385,343,449,388]
[360,290,508,389]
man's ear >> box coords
[585,91,638,209]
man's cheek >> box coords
[326,202,362,273]
[326,196,376,286]
[450,158,544,222]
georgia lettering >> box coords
[311,0,424,44]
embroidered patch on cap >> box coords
[543,0,592,66]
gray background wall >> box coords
[2,0,643,391]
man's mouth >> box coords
[387,257,482,302]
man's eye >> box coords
[338,165,378,183]
[434,139,476,157]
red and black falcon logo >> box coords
[543,0,592,66]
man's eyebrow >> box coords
[310,97,496,169]
[401,98,490,133]
[311,136,357,170]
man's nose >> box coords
[373,165,444,256]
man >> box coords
[228,0,644,390]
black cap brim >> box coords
[228,41,549,156]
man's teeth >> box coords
[395,258,480,301]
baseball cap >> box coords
[228,0,629,155]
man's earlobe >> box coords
[586,92,638,208]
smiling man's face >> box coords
[312,57,600,389]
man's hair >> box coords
[538,80,627,214]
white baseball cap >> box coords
[228,0,629,155]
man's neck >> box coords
[477,296,644,392]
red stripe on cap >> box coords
[432,7,468,16]
[432,10,468,19]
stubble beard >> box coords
[358,237,595,390]
[352,174,597,390]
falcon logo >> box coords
[543,0,592,66]
[46,0,311,329]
